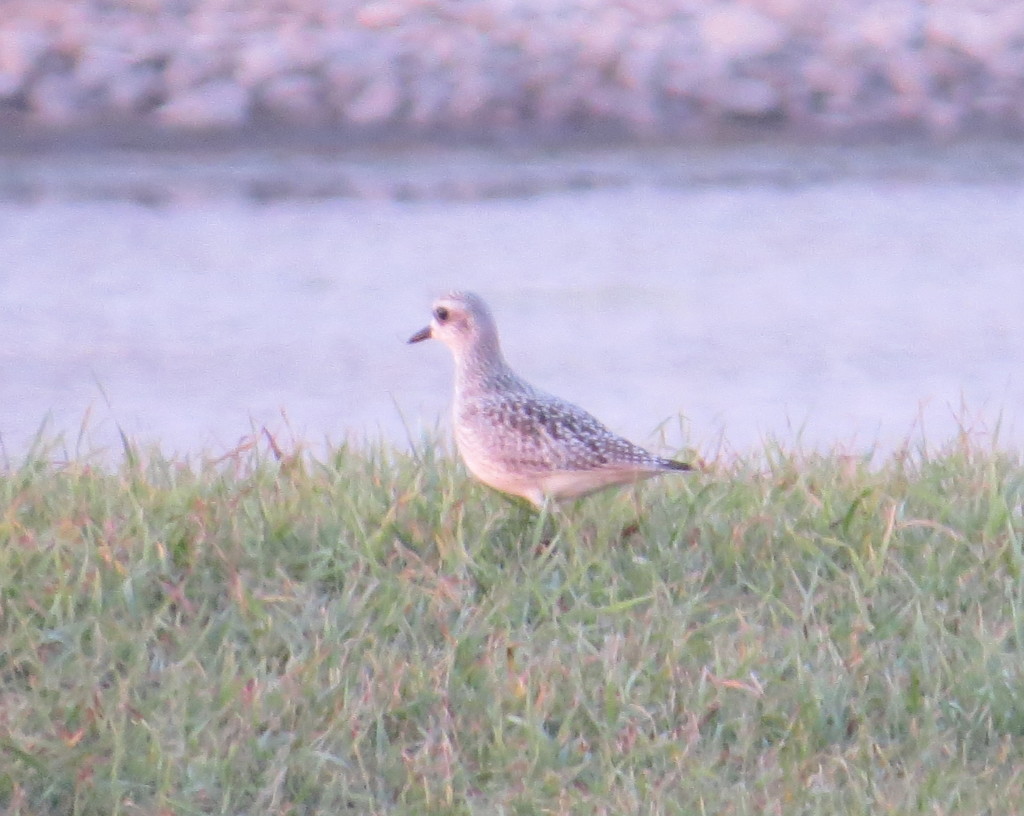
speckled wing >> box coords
[458,388,675,474]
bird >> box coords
[408,291,692,507]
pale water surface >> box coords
[1,144,1022,461]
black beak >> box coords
[408,326,432,344]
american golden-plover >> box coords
[408,291,691,507]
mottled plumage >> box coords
[409,291,691,507]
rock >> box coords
[802,55,862,111]
[885,52,928,110]
[27,73,89,124]
[661,39,712,97]
[324,51,368,115]
[927,6,1010,61]
[258,73,325,122]
[449,73,489,122]
[321,31,382,106]
[720,76,783,117]
[164,44,229,96]
[745,0,824,24]
[925,99,963,138]
[356,3,407,29]
[73,44,132,91]
[235,34,295,88]
[616,29,665,91]
[0,24,50,84]
[156,78,250,128]
[858,1,922,51]
[106,63,164,113]
[124,28,178,66]
[406,68,452,125]
[576,7,632,65]
[0,72,22,100]
[344,77,402,125]
[698,5,787,64]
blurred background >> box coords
[1,0,1022,460]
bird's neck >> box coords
[453,337,522,401]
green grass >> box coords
[2,429,1024,815]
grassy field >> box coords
[2,428,1023,815]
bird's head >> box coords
[408,291,500,361]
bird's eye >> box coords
[434,307,450,322]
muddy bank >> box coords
[3,139,1024,203]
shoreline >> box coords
[3,117,1023,158]
[4,137,1024,204]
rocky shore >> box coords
[1,0,1023,147]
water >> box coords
[1,143,1022,461]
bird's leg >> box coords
[529,495,559,556]
[618,487,645,543]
